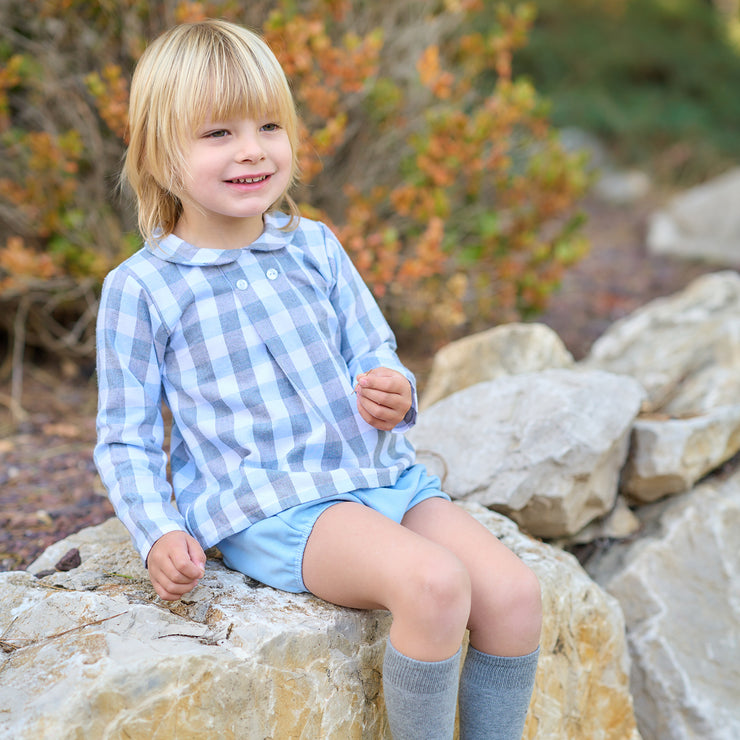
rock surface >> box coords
[420,323,574,409]
[586,471,740,740]
[647,167,740,266]
[1,510,640,740]
[582,270,740,502]
[593,169,652,206]
[584,270,740,415]
[621,405,740,502]
[3,519,392,740]
[410,368,645,538]
[565,495,641,545]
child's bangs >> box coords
[191,42,292,129]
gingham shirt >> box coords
[94,213,417,563]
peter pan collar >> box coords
[146,212,293,266]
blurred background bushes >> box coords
[512,0,740,183]
[0,0,589,377]
[1,0,739,380]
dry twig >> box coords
[0,611,127,654]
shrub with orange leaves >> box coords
[314,3,591,338]
[85,65,130,141]
[0,237,62,293]
[0,0,589,364]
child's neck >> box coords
[174,213,265,250]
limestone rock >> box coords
[4,518,392,740]
[410,368,645,538]
[621,404,740,502]
[647,167,740,266]
[584,270,740,415]
[586,474,740,740]
[1,510,640,739]
[565,495,642,546]
[583,272,740,504]
[420,322,574,409]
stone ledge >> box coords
[1,506,640,739]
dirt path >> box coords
[0,366,112,571]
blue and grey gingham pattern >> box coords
[94,213,417,563]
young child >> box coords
[94,19,541,740]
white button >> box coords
[236,279,248,290]
[266,268,279,280]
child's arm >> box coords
[147,530,207,601]
[95,268,191,564]
[320,223,418,431]
[355,367,413,431]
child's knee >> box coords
[513,564,542,639]
[473,560,542,648]
[404,551,472,629]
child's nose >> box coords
[236,134,265,163]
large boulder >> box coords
[647,168,740,266]
[583,270,740,415]
[5,519,391,740]
[410,368,645,538]
[586,471,740,740]
[1,510,640,739]
[583,271,740,502]
[621,405,740,502]
[420,323,574,409]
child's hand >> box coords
[147,530,206,601]
[355,367,413,431]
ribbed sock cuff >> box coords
[383,640,462,695]
[462,645,540,691]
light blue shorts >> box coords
[216,464,449,594]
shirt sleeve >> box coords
[94,268,188,563]
[322,223,418,431]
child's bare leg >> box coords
[401,497,542,655]
[303,500,469,739]
[402,497,541,740]
[303,501,471,660]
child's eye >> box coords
[261,122,281,132]
[205,129,228,139]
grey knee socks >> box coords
[382,639,461,740]
[458,645,540,740]
[382,640,539,740]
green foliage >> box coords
[507,0,740,180]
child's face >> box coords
[175,115,293,247]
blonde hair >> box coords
[123,19,300,244]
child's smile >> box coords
[175,116,293,249]
[228,175,269,185]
